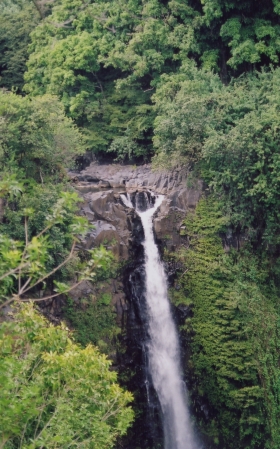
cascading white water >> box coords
[120,193,134,208]
[121,192,200,449]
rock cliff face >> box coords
[70,161,202,256]
[67,161,203,328]
[67,162,202,449]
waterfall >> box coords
[120,193,133,208]
[123,192,200,449]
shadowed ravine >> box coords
[121,192,200,449]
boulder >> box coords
[79,190,138,259]
[154,207,185,250]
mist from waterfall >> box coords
[121,192,200,449]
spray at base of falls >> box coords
[121,192,200,449]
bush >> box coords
[0,303,134,449]
[0,91,84,182]
[173,198,280,448]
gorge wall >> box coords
[68,162,203,449]
[68,161,202,324]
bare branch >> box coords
[37,224,52,238]
[0,278,85,310]
[19,277,32,296]
[23,241,76,294]
[24,217,29,247]
[0,263,29,282]
[0,295,17,310]
[39,169,44,185]
[21,279,84,303]
[1,241,76,310]
[31,0,55,19]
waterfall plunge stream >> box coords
[121,192,200,449]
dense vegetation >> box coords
[1,0,280,448]
[169,199,280,448]
[0,303,133,448]
[4,0,280,160]
[0,2,133,445]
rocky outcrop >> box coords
[70,162,202,254]
[78,189,138,259]
[67,162,202,353]
[70,161,200,195]
[66,162,203,449]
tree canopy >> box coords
[21,0,280,159]
[0,91,84,182]
[153,67,280,245]
[0,303,134,449]
[0,1,40,91]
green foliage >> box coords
[154,67,280,244]
[2,0,280,159]
[0,184,85,298]
[20,0,204,158]
[0,1,39,92]
[0,91,84,181]
[22,0,280,158]
[173,197,280,448]
[0,190,91,303]
[152,61,223,167]
[198,0,280,76]
[0,174,23,199]
[2,1,280,447]
[64,294,119,352]
[0,302,134,449]
[201,69,280,244]
[23,0,162,158]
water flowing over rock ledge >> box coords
[69,162,203,258]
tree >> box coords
[0,149,133,448]
[152,61,223,168]
[0,0,40,91]
[23,0,280,159]
[0,302,134,449]
[200,0,280,76]
[23,0,199,159]
[153,66,280,244]
[0,91,84,182]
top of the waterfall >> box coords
[120,191,164,216]
[70,161,203,213]
[137,194,164,217]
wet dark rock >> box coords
[120,212,163,449]
[67,164,203,449]
[78,190,140,260]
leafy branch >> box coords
[0,189,113,309]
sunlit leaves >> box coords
[0,175,23,199]
[0,303,134,448]
[0,190,95,303]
